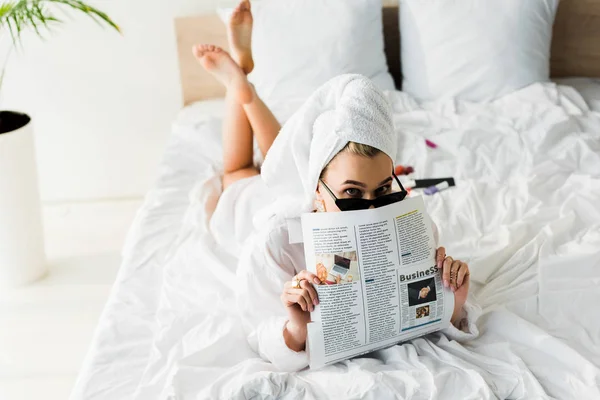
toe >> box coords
[192,45,202,57]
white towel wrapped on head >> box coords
[258,74,397,222]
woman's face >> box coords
[316,151,393,212]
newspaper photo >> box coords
[301,196,454,369]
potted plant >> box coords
[0,0,119,287]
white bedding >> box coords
[72,80,600,399]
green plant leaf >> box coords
[0,0,120,45]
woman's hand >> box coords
[436,247,470,325]
[281,270,320,351]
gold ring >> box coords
[292,277,302,289]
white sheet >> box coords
[72,81,600,399]
[70,100,225,399]
[553,77,600,112]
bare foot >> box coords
[193,44,253,104]
[228,0,254,75]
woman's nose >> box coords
[363,193,377,201]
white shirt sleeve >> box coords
[441,297,482,341]
[236,220,309,372]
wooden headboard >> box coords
[175,1,600,106]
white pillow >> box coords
[400,0,559,102]
[221,0,395,122]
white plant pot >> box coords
[0,111,46,287]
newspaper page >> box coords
[301,196,454,370]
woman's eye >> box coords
[344,188,362,197]
[376,185,391,195]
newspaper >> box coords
[301,196,454,370]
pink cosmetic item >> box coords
[425,139,438,149]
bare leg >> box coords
[228,0,281,158]
[228,0,254,74]
[193,44,258,189]
[243,85,281,159]
[222,90,255,176]
[192,0,281,190]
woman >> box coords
[196,1,478,372]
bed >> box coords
[71,2,600,399]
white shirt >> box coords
[236,217,481,373]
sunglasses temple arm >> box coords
[392,172,407,192]
[319,180,338,200]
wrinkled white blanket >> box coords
[74,83,600,400]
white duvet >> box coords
[71,82,600,400]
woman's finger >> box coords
[296,270,322,285]
[300,288,314,312]
[288,291,308,311]
[300,279,319,306]
[450,260,462,291]
[456,262,469,287]
[442,256,453,288]
[436,247,446,269]
[281,289,291,305]
[282,290,306,311]
[289,287,314,312]
[286,288,315,312]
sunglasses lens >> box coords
[374,191,408,208]
[335,199,370,211]
[335,191,408,211]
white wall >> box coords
[3,0,221,203]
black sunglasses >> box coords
[319,172,408,211]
